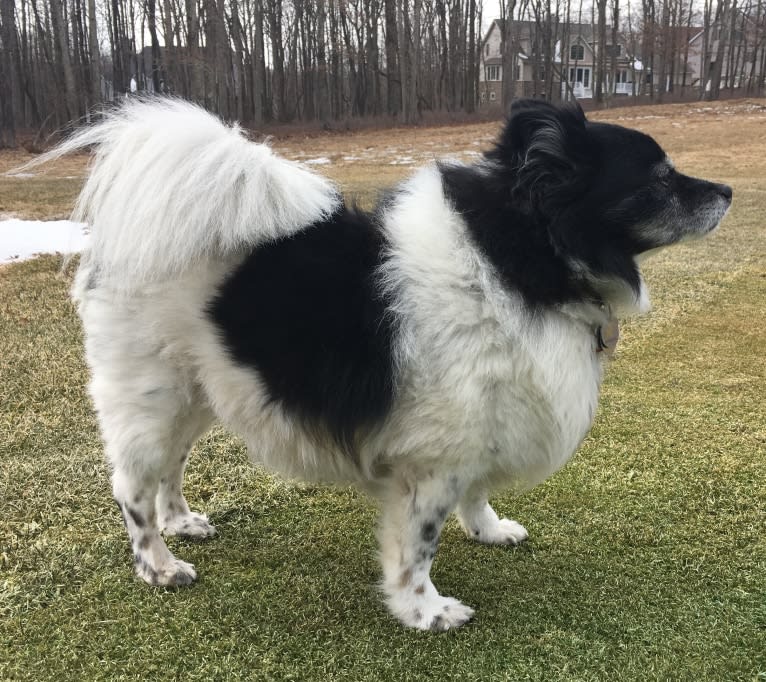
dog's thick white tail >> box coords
[27,98,339,291]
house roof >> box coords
[484,18,601,43]
[482,18,638,63]
[483,18,642,45]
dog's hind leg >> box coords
[377,470,474,631]
[93,360,210,587]
[156,399,217,539]
[456,486,528,545]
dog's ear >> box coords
[489,99,591,212]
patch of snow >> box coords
[6,172,36,178]
[389,156,415,165]
[304,157,332,165]
[0,219,89,264]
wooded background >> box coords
[1,0,765,147]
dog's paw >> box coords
[389,589,475,631]
[135,555,197,587]
[411,596,475,632]
[160,512,216,539]
[469,518,528,545]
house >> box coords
[685,9,766,93]
[479,19,639,105]
[652,25,701,91]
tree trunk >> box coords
[49,0,80,118]
[87,0,100,108]
[0,0,18,146]
[502,0,518,110]
[466,0,476,113]
[146,0,162,93]
[230,0,246,121]
[316,0,330,122]
[595,0,607,103]
[708,0,730,99]
[253,0,266,123]
[267,0,286,120]
[384,0,400,116]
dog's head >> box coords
[488,99,732,314]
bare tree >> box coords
[501,0,519,109]
[708,0,731,98]
[2,0,759,135]
[0,0,19,146]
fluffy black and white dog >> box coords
[50,98,730,630]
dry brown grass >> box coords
[3,98,765,213]
[0,150,87,220]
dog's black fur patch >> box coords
[440,161,583,308]
[209,204,396,454]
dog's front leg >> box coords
[456,486,529,545]
[377,471,474,631]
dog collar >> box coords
[596,316,620,355]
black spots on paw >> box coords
[126,506,146,528]
[428,604,473,631]
[172,568,196,586]
[133,554,195,587]
[421,522,437,543]
[430,614,446,631]
[115,500,128,528]
[134,555,158,585]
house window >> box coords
[570,44,584,61]
[569,67,590,88]
[607,44,622,57]
[616,69,629,83]
[485,44,490,57]
[486,65,501,81]
[515,64,521,80]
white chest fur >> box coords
[379,166,603,489]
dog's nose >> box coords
[717,183,733,202]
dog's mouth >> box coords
[635,192,731,263]
[683,194,732,242]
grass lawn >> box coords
[1,100,765,680]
